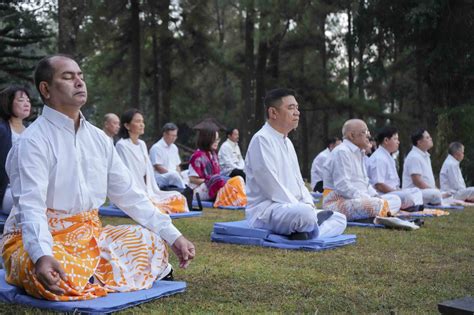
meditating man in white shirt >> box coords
[367,126,424,211]
[310,137,341,192]
[402,128,443,205]
[245,88,347,240]
[149,122,186,189]
[102,112,120,141]
[439,142,474,202]
[322,119,402,221]
[1,54,195,301]
[218,127,246,180]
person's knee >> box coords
[291,205,317,231]
[326,211,347,227]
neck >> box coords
[129,134,140,144]
[103,129,113,138]
[267,120,289,137]
[9,117,25,133]
[416,145,427,153]
[49,103,81,131]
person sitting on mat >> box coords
[439,142,474,202]
[218,127,246,180]
[1,54,195,301]
[322,119,402,222]
[367,126,424,211]
[310,136,341,193]
[245,88,347,240]
[402,128,444,205]
[115,109,190,214]
[188,128,246,207]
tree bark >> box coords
[157,0,172,123]
[130,0,141,108]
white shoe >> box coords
[374,216,420,230]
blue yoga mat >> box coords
[191,200,245,210]
[98,205,202,219]
[347,221,385,228]
[0,270,186,314]
[425,204,464,210]
[211,220,356,251]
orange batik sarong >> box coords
[151,192,188,214]
[214,176,247,208]
[1,209,169,301]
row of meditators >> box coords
[0,54,472,301]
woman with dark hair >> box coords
[0,85,31,214]
[115,109,188,213]
[188,128,246,207]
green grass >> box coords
[2,208,473,313]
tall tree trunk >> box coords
[157,0,172,123]
[254,39,269,133]
[152,31,161,135]
[346,7,354,117]
[57,0,87,56]
[130,0,141,108]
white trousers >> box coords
[154,171,185,189]
[421,188,443,205]
[386,188,423,209]
[453,187,474,201]
[1,186,13,215]
[253,202,347,238]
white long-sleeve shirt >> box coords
[310,148,330,188]
[149,138,181,174]
[367,146,400,191]
[402,146,436,189]
[323,139,377,199]
[4,106,181,263]
[245,123,313,226]
[439,154,466,194]
[218,139,245,176]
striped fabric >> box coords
[151,194,188,214]
[213,176,247,208]
[1,209,168,301]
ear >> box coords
[39,82,50,99]
[268,107,278,120]
[124,123,130,130]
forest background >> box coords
[1,0,473,184]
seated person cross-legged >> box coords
[440,142,474,202]
[115,109,189,214]
[367,126,424,211]
[188,129,246,207]
[245,88,347,240]
[402,128,444,205]
[322,119,402,222]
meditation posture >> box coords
[149,122,186,189]
[188,129,246,207]
[218,127,246,180]
[102,112,120,141]
[1,55,195,301]
[0,85,31,214]
[115,110,189,213]
[245,88,346,239]
[310,137,341,192]
[322,119,402,221]
[439,142,474,202]
[402,128,443,205]
[367,126,424,211]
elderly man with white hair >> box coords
[322,119,407,226]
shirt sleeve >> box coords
[405,156,424,176]
[149,144,165,168]
[218,142,235,170]
[367,156,387,186]
[106,142,181,245]
[246,136,300,204]
[332,150,364,199]
[8,138,53,263]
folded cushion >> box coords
[0,270,186,313]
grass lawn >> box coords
[1,207,473,313]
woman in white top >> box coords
[115,109,188,213]
[0,85,31,214]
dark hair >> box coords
[118,108,142,139]
[448,142,464,155]
[411,128,428,146]
[263,88,296,119]
[0,85,31,121]
[162,122,178,134]
[226,127,237,137]
[326,136,341,147]
[34,54,76,102]
[376,126,398,145]
[197,129,218,152]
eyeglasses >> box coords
[354,130,370,137]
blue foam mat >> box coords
[211,220,356,251]
[98,205,202,219]
[192,200,244,210]
[425,204,464,210]
[0,270,186,314]
[347,221,385,228]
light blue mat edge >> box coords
[0,269,186,314]
[98,205,202,219]
[191,200,244,210]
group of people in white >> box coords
[0,55,472,300]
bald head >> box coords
[342,119,371,149]
[103,113,120,137]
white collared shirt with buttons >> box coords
[367,146,401,192]
[149,138,181,174]
[218,139,245,176]
[440,154,466,194]
[402,146,436,189]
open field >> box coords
[1,207,473,314]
